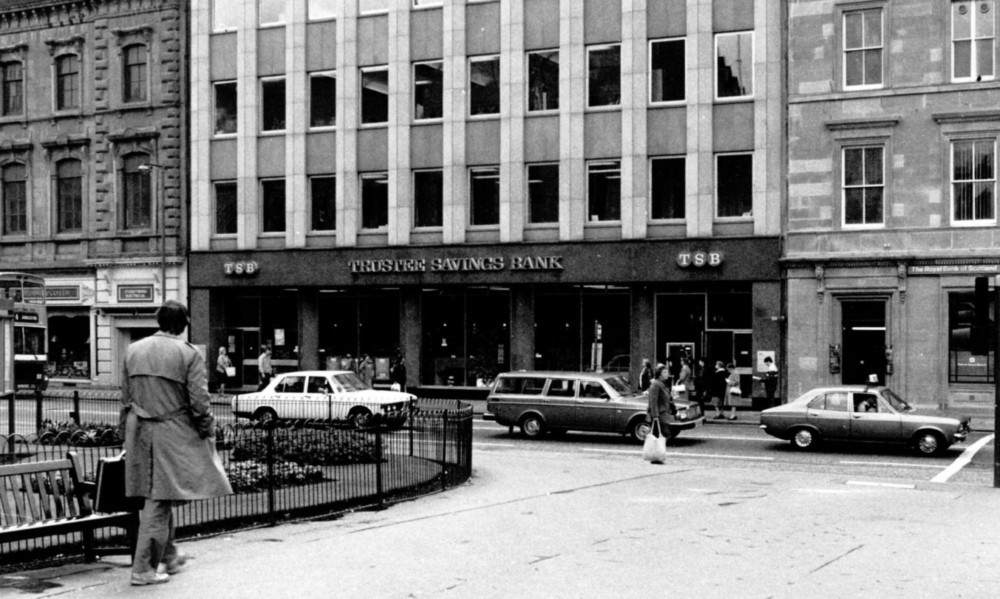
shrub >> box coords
[230,429,381,466]
[225,459,323,494]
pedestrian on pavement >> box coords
[638,358,653,391]
[710,360,728,420]
[257,344,273,391]
[695,357,710,415]
[390,356,407,392]
[215,347,233,397]
[344,353,358,374]
[359,354,375,387]
[675,356,693,401]
[120,300,233,586]
[725,362,740,421]
[646,363,674,445]
[761,355,779,406]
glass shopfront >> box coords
[220,292,300,388]
[318,289,400,382]
[421,287,510,386]
[534,286,630,372]
[48,309,91,379]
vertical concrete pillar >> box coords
[401,288,423,386]
[688,0,714,238]
[442,0,467,244]
[632,287,654,384]
[499,0,525,243]
[510,287,534,371]
[288,0,308,247]
[237,1,260,247]
[621,0,648,240]
[560,0,585,241]
[299,289,319,370]
[337,1,359,246]
[388,0,412,245]
[190,0,212,252]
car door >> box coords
[848,391,902,442]
[806,391,850,439]
[305,375,333,421]
[539,377,577,429]
[272,374,307,419]
[575,379,614,431]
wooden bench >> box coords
[0,451,137,562]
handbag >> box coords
[225,366,236,377]
[642,419,668,464]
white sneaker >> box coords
[131,571,169,586]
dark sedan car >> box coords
[759,385,971,456]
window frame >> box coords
[648,37,686,105]
[55,158,83,234]
[586,160,622,223]
[359,0,390,16]
[586,43,621,109]
[413,60,444,122]
[842,7,884,91]
[360,66,389,126]
[1,162,28,236]
[1,60,24,117]
[214,180,238,236]
[950,137,997,226]
[260,178,287,234]
[214,80,238,136]
[649,155,686,221]
[952,0,996,83]
[120,153,151,231]
[526,162,559,225]
[260,76,287,133]
[469,166,500,227]
[309,70,337,129]
[309,175,336,233]
[360,172,389,230]
[122,43,149,104]
[54,53,81,112]
[714,31,754,101]
[469,55,501,117]
[413,168,444,229]
[212,0,240,32]
[258,0,286,27]
[841,145,886,229]
[307,0,337,21]
[715,152,753,220]
[526,49,559,113]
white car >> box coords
[232,370,414,428]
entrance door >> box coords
[226,328,260,390]
[841,300,887,385]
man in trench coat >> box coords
[120,300,232,585]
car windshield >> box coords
[881,388,913,412]
[332,372,369,392]
[603,375,631,397]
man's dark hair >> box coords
[157,300,190,335]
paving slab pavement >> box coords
[6,441,1000,598]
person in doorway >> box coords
[646,363,674,446]
[638,358,654,391]
[725,362,740,420]
[710,360,729,420]
[760,356,778,406]
[359,354,375,387]
[257,345,273,391]
[120,300,232,586]
[390,356,407,392]
[675,356,693,401]
[215,347,233,397]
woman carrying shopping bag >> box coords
[643,364,673,463]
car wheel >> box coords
[914,431,945,456]
[252,407,278,423]
[630,419,651,443]
[349,407,374,430]
[520,414,545,438]
[791,428,817,450]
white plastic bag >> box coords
[642,420,668,464]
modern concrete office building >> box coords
[786,0,1000,409]
[189,0,784,394]
[0,0,188,386]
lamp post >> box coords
[137,162,166,301]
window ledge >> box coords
[932,110,1000,125]
[825,116,901,131]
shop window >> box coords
[260,294,299,363]
[587,44,620,108]
[843,146,884,227]
[56,159,83,233]
[215,181,237,234]
[707,292,752,330]
[361,67,389,125]
[469,166,499,226]
[213,0,239,31]
[650,38,684,103]
[414,169,443,228]
[310,72,336,128]
[843,8,882,89]
[259,0,285,26]
[414,61,443,121]
[949,291,995,383]
[122,44,148,103]
[261,178,285,232]
[650,156,685,220]
[716,153,752,218]
[361,172,388,229]
[527,50,559,112]
[319,290,400,370]
[308,0,337,20]
[48,313,91,380]
[215,81,238,135]
[953,1,995,82]
[121,153,150,230]
[715,32,753,99]
[310,176,336,231]
[527,163,559,224]
[261,77,286,131]
[952,139,996,224]
[587,160,621,222]
[1,163,26,235]
[583,290,630,373]
[534,292,580,371]
[1,61,24,117]
[421,288,509,385]
[55,54,80,111]
[470,56,500,116]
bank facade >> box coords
[787,0,1000,409]
[189,0,784,394]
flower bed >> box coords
[34,420,122,447]
[224,459,323,494]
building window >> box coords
[844,9,883,88]
[215,81,238,134]
[55,54,80,111]
[213,0,240,31]
[949,291,995,383]
[122,44,148,104]
[308,0,337,20]
[261,78,286,131]
[527,50,559,112]
[587,45,621,107]
[259,0,285,26]
[527,163,558,224]
[361,173,388,230]
[414,61,443,121]
[650,39,685,103]
[310,72,336,128]
[716,153,752,218]
[1,61,24,116]
[587,161,621,222]
[261,179,286,232]
[121,154,150,230]
[311,176,336,231]
[360,0,389,14]
[1,163,26,235]
[470,167,500,226]
[470,56,500,116]
[56,159,83,233]
[650,157,685,220]
[716,32,753,99]
[952,139,996,223]
[414,169,443,228]
[953,1,995,82]
[215,181,237,235]
[361,67,389,125]
[843,146,884,226]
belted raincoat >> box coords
[120,332,232,501]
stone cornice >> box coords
[931,110,1000,124]
[824,116,901,131]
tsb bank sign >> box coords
[676,251,724,268]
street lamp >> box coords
[137,162,166,301]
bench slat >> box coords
[0,459,74,477]
[13,473,34,523]
[0,476,15,527]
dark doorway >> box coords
[841,300,886,385]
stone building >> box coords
[0,0,187,386]
[786,0,1000,408]
[188,0,784,395]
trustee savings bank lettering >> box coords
[349,256,564,274]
